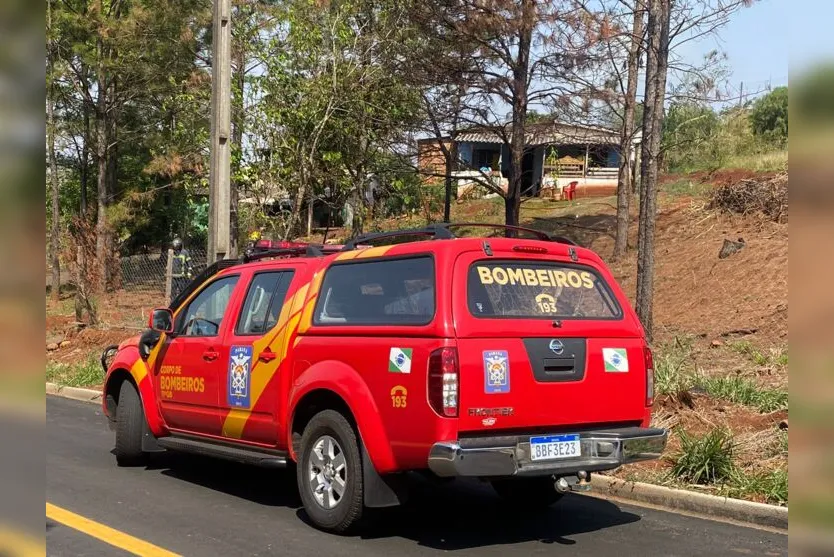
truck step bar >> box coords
[157,435,288,469]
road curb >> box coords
[591,474,787,530]
[46,383,102,404]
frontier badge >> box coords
[228,345,253,408]
[483,350,511,394]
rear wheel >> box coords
[114,380,147,466]
[297,410,364,533]
[490,477,564,508]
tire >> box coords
[490,477,564,508]
[297,410,364,533]
[114,380,147,467]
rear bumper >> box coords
[427,427,667,478]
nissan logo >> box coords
[549,339,564,355]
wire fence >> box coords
[60,248,210,330]
[120,248,209,294]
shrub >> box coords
[749,87,788,146]
[670,427,736,485]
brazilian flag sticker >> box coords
[388,348,413,373]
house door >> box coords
[521,148,536,196]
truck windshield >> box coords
[466,260,622,319]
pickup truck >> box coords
[101,223,667,533]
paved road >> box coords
[47,396,787,556]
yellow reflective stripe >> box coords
[130,359,148,384]
[220,283,310,439]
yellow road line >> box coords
[0,526,45,556]
[46,503,180,557]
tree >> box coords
[749,86,788,145]
[614,1,645,259]
[48,0,61,302]
[634,0,754,340]
[421,0,600,228]
[635,0,671,342]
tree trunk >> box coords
[81,102,90,216]
[614,1,645,260]
[443,139,458,222]
[635,0,671,342]
[230,43,245,258]
[95,82,109,293]
[505,0,534,231]
[48,0,61,302]
[307,190,314,237]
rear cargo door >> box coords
[453,248,648,433]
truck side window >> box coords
[313,256,435,326]
[178,276,239,337]
[235,271,295,335]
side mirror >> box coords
[149,307,174,334]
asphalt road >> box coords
[47,396,787,557]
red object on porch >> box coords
[565,181,579,200]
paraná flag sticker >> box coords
[603,348,629,372]
[388,347,413,373]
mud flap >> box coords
[362,445,408,508]
[141,418,164,452]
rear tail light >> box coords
[428,347,459,417]
[644,345,654,406]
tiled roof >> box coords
[455,122,637,145]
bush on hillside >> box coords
[750,87,788,146]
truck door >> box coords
[154,274,242,436]
[219,264,302,446]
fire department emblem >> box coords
[228,345,253,408]
[483,350,511,394]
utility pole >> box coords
[208,0,232,263]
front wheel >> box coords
[490,477,565,508]
[114,380,147,467]
[297,410,364,533]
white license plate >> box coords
[529,434,581,461]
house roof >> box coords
[453,121,640,146]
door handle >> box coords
[259,350,277,363]
[203,350,219,362]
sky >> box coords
[675,0,790,100]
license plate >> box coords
[529,434,581,461]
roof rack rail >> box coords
[433,222,577,245]
[434,222,552,241]
[242,244,339,263]
[338,222,577,253]
[342,226,454,251]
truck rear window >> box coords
[467,260,621,319]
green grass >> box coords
[670,427,736,485]
[725,468,788,506]
[667,426,788,505]
[46,356,104,388]
[697,375,788,413]
[729,341,788,368]
[653,336,697,396]
[722,150,788,172]
[663,178,711,197]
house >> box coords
[417,121,641,200]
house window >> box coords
[473,148,499,170]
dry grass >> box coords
[709,172,788,223]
